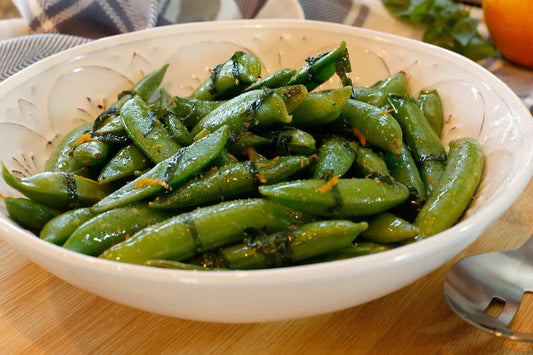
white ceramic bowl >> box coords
[1,20,532,323]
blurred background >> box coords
[0,0,19,18]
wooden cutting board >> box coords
[1,180,533,354]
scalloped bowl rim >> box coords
[0,20,532,319]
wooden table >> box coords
[1,179,532,354]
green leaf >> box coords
[380,0,500,61]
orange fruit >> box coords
[482,0,533,68]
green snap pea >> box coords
[4,197,60,233]
[98,144,151,184]
[259,178,409,218]
[72,140,110,167]
[360,212,420,243]
[375,72,407,96]
[414,137,484,236]
[40,208,95,245]
[150,155,312,209]
[246,68,297,91]
[291,86,352,127]
[190,51,261,100]
[269,128,316,156]
[99,198,298,264]
[2,164,113,210]
[227,132,272,156]
[198,220,368,270]
[64,204,172,256]
[383,144,427,201]
[211,148,239,168]
[313,137,355,180]
[91,65,170,144]
[388,95,447,195]
[143,260,228,271]
[91,108,129,146]
[45,122,93,177]
[121,96,181,164]
[349,71,407,107]
[273,85,308,113]
[190,89,291,139]
[287,41,351,91]
[162,113,193,146]
[348,141,391,180]
[417,89,444,137]
[341,99,403,156]
[90,125,229,213]
[132,64,169,103]
[165,95,225,129]
[307,241,393,263]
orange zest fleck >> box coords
[228,153,239,162]
[134,176,170,189]
[377,108,396,116]
[75,133,93,145]
[428,175,435,186]
[151,144,162,150]
[257,174,267,184]
[351,128,366,146]
[318,175,339,193]
[300,156,305,168]
[208,166,219,173]
[255,156,279,167]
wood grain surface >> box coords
[1,178,532,354]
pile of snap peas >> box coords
[1,41,485,271]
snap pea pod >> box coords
[211,148,239,168]
[90,126,229,213]
[291,86,352,127]
[190,51,261,101]
[268,128,316,156]
[121,96,181,164]
[351,72,408,107]
[348,141,391,180]
[246,68,297,91]
[91,65,170,142]
[227,132,272,156]
[414,137,484,236]
[417,89,444,137]
[190,89,291,139]
[273,85,308,113]
[197,220,368,270]
[91,108,129,146]
[98,144,151,183]
[306,241,393,263]
[165,96,225,129]
[72,140,110,167]
[162,114,193,146]
[360,212,420,243]
[99,198,298,264]
[150,155,312,209]
[143,260,228,271]
[388,95,447,195]
[383,144,427,201]
[132,64,169,102]
[287,41,351,91]
[64,204,172,256]
[45,122,93,177]
[341,99,403,156]
[4,197,60,233]
[40,208,95,245]
[313,137,355,180]
[259,178,409,218]
[2,164,113,210]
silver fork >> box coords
[443,234,533,341]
